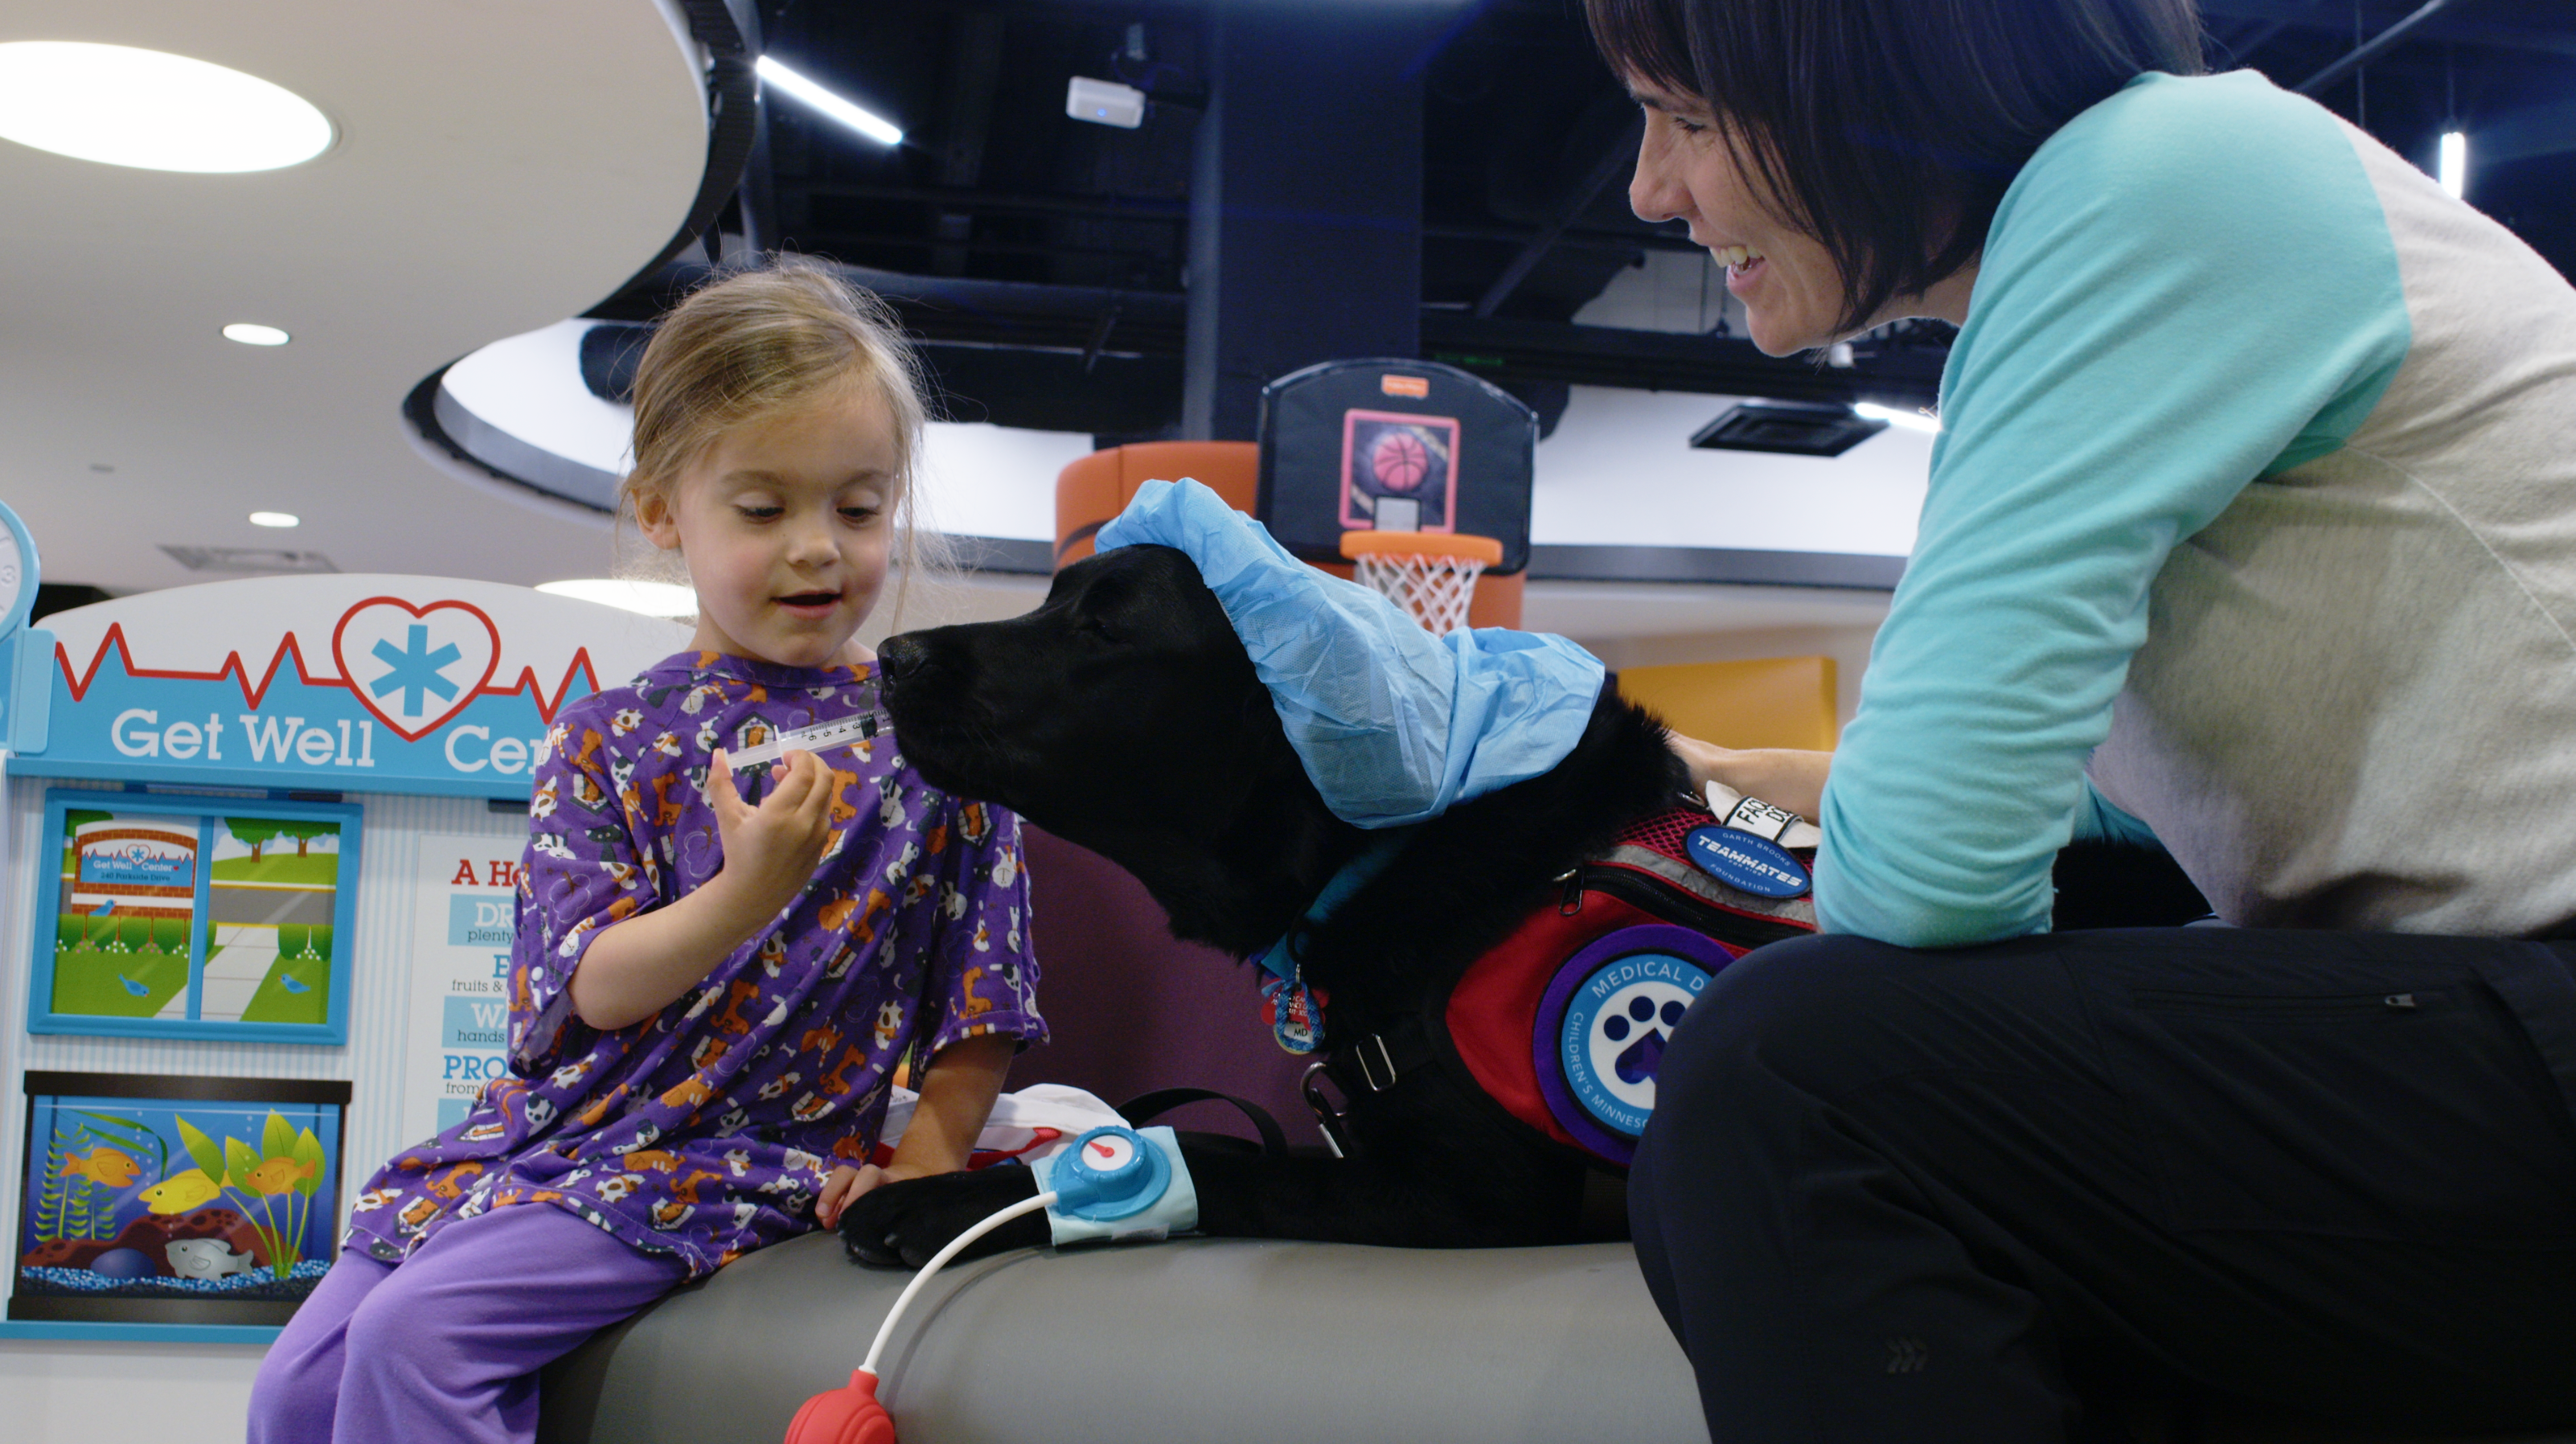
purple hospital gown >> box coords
[344,650,1045,1277]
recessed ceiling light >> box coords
[536,578,698,618]
[248,511,300,528]
[0,42,332,174]
[224,323,290,347]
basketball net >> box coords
[1339,531,1505,635]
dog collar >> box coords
[1252,831,1413,1055]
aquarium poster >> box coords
[26,790,362,1043]
[11,1073,351,1328]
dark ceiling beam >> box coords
[1424,313,1946,409]
[2480,96,2576,164]
[794,182,1188,224]
[2211,17,2294,65]
[594,257,1945,408]
[2197,0,2576,59]
[1473,113,1644,318]
[929,9,1007,275]
[1426,222,1701,254]
[2295,0,2466,94]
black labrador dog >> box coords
[842,543,2207,1265]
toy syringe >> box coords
[724,712,887,773]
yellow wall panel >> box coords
[1615,657,1839,753]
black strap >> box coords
[1323,1012,1441,1097]
[1116,1087,1290,1158]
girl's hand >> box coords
[706,747,836,929]
[816,1160,937,1229]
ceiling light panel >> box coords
[0,42,332,173]
[224,323,291,347]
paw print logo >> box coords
[1600,993,1691,1086]
[1549,943,1721,1147]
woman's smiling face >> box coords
[1624,77,1850,357]
[1623,75,1979,355]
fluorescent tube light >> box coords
[0,42,331,173]
[248,511,300,528]
[1853,401,1941,434]
[224,323,291,347]
[756,56,901,146]
[2438,130,2467,199]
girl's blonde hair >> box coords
[619,261,950,625]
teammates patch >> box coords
[1684,825,1811,899]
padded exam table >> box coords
[535,1235,2576,1444]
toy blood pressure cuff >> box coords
[1429,806,1819,1169]
[1032,1125,1198,1246]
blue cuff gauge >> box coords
[1036,1125,1197,1246]
[1048,1126,1168,1220]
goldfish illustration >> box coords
[60,1146,140,1188]
[165,1237,257,1280]
[137,1170,222,1215]
[240,1155,319,1196]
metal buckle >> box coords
[1301,1062,1351,1159]
[1354,1033,1398,1093]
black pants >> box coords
[1629,927,2576,1442]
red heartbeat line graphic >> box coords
[55,621,606,725]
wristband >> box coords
[1032,1125,1198,1246]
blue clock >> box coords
[0,499,32,643]
[0,499,47,754]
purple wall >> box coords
[1010,826,1323,1148]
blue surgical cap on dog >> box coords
[1094,478,1607,830]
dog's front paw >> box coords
[838,1165,1048,1269]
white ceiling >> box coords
[0,0,706,597]
[0,2,1898,652]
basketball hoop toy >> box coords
[1338,531,1504,636]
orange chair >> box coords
[1055,441,1523,629]
[1614,657,1840,753]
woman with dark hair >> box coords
[1584,0,2576,1438]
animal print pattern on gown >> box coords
[343,650,1044,1278]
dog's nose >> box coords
[877,634,927,683]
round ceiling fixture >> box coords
[223,322,291,347]
[0,41,332,173]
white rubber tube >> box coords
[857,1190,1060,1378]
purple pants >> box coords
[246,1203,687,1444]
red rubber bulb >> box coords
[785,1368,896,1444]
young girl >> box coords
[247,264,1045,1444]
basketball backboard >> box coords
[1256,359,1536,575]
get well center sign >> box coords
[16,575,689,798]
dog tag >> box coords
[1684,825,1811,900]
[1262,976,1329,1055]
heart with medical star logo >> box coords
[330,597,502,742]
